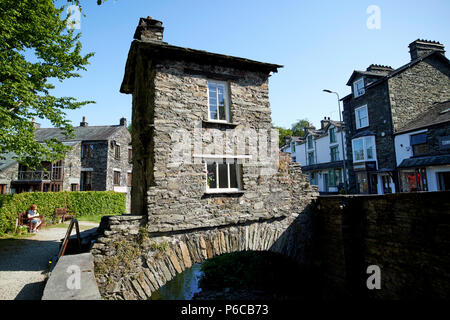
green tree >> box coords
[0,0,95,168]
[291,119,310,137]
[275,126,293,147]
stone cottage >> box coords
[120,17,315,233]
[342,39,450,194]
[1,117,132,211]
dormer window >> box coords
[353,78,365,98]
[208,80,230,122]
[307,136,313,149]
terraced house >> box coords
[0,117,132,211]
[342,39,450,194]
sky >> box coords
[45,0,450,130]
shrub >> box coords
[0,191,126,235]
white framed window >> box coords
[308,151,315,165]
[353,78,365,97]
[329,127,337,144]
[355,105,369,129]
[307,136,313,149]
[208,80,230,122]
[352,136,376,162]
[205,159,241,193]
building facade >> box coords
[342,39,450,194]
[286,118,348,194]
[121,17,315,231]
[394,100,450,192]
[0,117,133,211]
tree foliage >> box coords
[275,118,310,147]
[0,0,94,168]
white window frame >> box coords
[207,80,230,123]
[353,78,365,98]
[205,159,241,193]
[307,136,314,150]
[352,136,377,163]
[355,105,369,129]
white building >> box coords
[394,101,450,192]
[288,118,348,194]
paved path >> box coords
[0,222,98,300]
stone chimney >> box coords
[133,16,164,42]
[321,117,331,129]
[120,117,127,127]
[80,116,88,127]
[31,117,41,129]
[409,39,445,60]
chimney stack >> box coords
[321,117,331,129]
[31,117,41,129]
[120,117,127,127]
[133,16,164,42]
[80,116,88,127]
[409,39,445,60]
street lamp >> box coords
[323,89,348,194]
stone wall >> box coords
[314,192,450,299]
[0,163,18,194]
[92,201,316,300]
[63,142,81,191]
[388,56,450,132]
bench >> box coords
[17,212,45,233]
[54,208,75,224]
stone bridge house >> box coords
[91,17,318,300]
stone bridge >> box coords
[91,160,318,300]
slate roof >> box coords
[0,152,18,171]
[35,125,126,142]
[398,154,450,168]
[342,51,450,100]
[395,100,450,134]
[121,40,283,94]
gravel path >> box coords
[0,222,99,300]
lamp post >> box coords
[323,89,348,194]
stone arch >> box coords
[113,215,309,300]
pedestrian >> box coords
[27,204,42,233]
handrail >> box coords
[57,218,82,259]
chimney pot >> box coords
[31,117,41,129]
[120,117,127,127]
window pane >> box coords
[365,137,374,159]
[207,163,217,188]
[229,163,238,189]
[217,85,226,120]
[353,139,364,161]
[209,83,217,120]
[218,163,229,189]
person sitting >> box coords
[27,204,42,233]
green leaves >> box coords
[0,0,94,168]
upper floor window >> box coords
[330,145,340,162]
[410,133,428,156]
[307,136,313,149]
[208,80,230,122]
[81,144,94,159]
[352,136,376,162]
[114,143,121,160]
[353,78,365,98]
[355,105,369,129]
[291,142,296,153]
[329,127,337,143]
[206,159,241,193]
[128,148,133,163]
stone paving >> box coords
[0,222,98,300]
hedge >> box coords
[0,191,126,235]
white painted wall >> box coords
[426,165,450,191]
[394,129,428,166]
